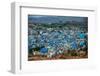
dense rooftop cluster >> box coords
[28,23,88,56]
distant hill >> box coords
[28,15,88,24]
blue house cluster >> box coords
[28,15,88,55]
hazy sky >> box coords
[28,15,88,24]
